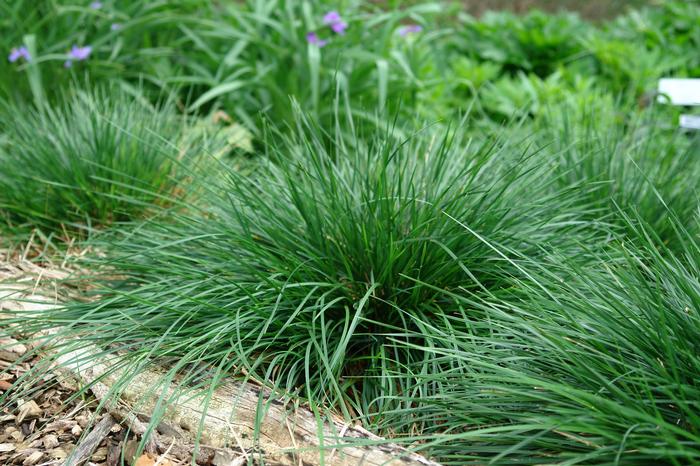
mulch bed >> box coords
[0,246,252,466]
[0,338,259,466]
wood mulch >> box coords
[0,244,251,466]
[0,344,254,466]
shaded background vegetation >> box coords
[462,0,653,19]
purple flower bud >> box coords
[90,1,102,9]
[8,49,20,63]
[306,32,328,48]
[398,24,423,37]
[110,22,122,31]
[64,60,73,68]
[69,45,92,61]
[8,46,30,63]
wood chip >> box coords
[16,400,42,423]
[49,447,68,460]
[134,453,174,466]
[45,420,76,433]
[106,443,121,466]
[92,446,108,462]
[43,434,59,449]
[212,450,244,466]
[22,450,43,466]
[0,337,27,362]
[0,443,15,452]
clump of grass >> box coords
[0,87,202,235]
[539,97,700,246]
[375,212,700,464]
[26,109,598,419]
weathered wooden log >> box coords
[0,284,441,466]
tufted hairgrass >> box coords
[1,2,699,464]
[4,108,602,419]
[374,211,700,464]
[0,87,204,236]
[539,97,700,247]
[2,107,697,464]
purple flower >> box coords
[8,46,30,63]
[322,11,342,24]
[306,32,328,48]
[323,10,347,35]
[65,45,92,67]
[90,1,102,9]
[69,45,92,60]
[329,21,347,35]
[398,24,423,36]
[110,22,122,31]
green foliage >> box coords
[1,0,445,133]
[451,1,700,104]
[539,97,700,245]
[609,1,700,75]
[0,88,201,233]
[2,2,700,465]
[377,216,700,464]
[32,111,598,418]
[458,10,590,77]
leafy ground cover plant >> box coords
[456,10,590,78]
[449,1,699,112]
[0,87,203,235]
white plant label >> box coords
[658,79,700,105]
[679,114,700,130]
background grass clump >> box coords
[539,97,700,246]
[0,87,202,235]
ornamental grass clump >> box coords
[43,109,599,417]
[375,213,700,464]
[0,88,201,234]
[541,98,700,246]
